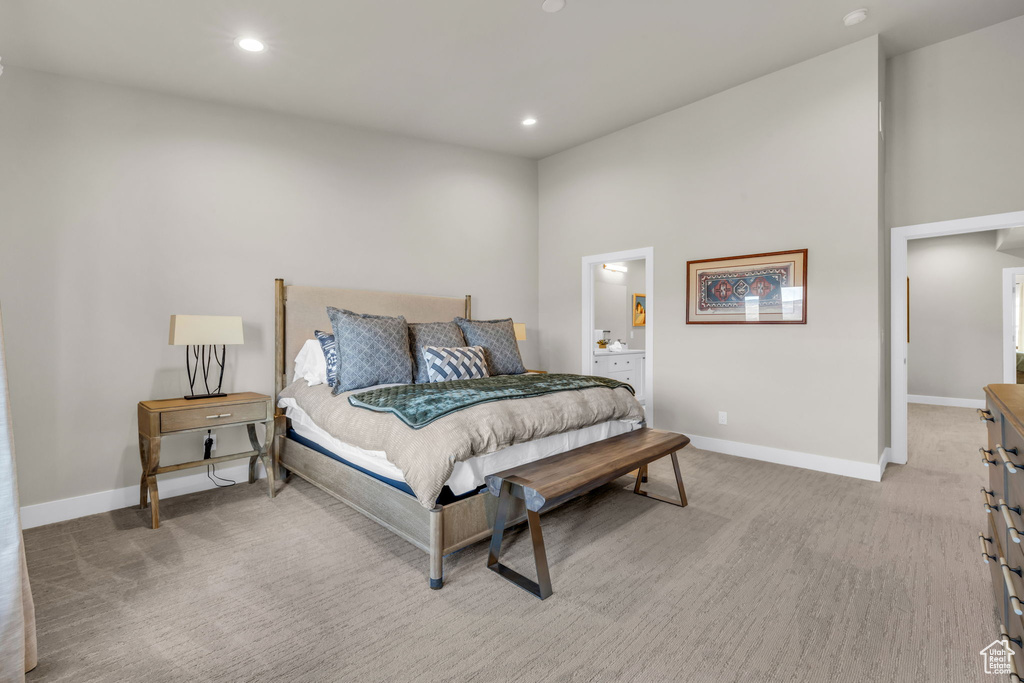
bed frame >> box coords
[272,279,529,588]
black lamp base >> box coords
[184,393,228,401]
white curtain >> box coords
[0,305,37,680]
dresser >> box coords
[980,384,1024,669]
[592,350,645,403]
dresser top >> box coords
[985,384,1024,435]
[594,349,645,356]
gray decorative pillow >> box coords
[408,322,467,383]
[454,317,526,376]
[423,346,489,382]
[327,307,412,393]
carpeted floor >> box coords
[24,404,993,682]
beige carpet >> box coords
[24,405,994,682]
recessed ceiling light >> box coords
[236,37,266,53]
[522,117,538,126]
[843,9,868,27]
[542,0,566,13]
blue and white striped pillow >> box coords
[314,330,339,388]
[423,346,489,383]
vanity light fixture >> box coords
[603,263,628,273]
[236,37,266,52]
[522,117,538,126]
[843,9,867,27]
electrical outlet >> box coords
[204,433,217,450]
[718,411,728,425]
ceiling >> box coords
[1,1,1022,158]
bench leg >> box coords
[486,480,553,600]
[634,452,688,507]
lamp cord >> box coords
[204,430,235,488]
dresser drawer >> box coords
[160,401,268,433]
[987,513,1009,626]
[1001,432,1024,512]
[998,496,1024,552]
[605,369,638,387]
[995,620,1024,678]
[986,447,1006,503]
[1000,547,1024,631]
[596,355,634,372]
[982,403,1001,448]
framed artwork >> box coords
[632,294,646,327]
[686,249,807,324]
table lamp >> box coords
[168,315,244,400]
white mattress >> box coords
[278,396,639,496]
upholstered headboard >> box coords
[273,279,470,400]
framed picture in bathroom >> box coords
[686,249,807,324]
[632,294,646,327]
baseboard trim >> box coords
[687,435,887,482]
[20,461,264,530]
[22,434,890,528]
[879,446,893,474]
[907,394,986,409]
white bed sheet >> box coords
[278,396,639,496]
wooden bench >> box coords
[484,427,690,599]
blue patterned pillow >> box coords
[454,317,526,376]
[313,330,339,388]
[327,307,413,393]
[423,346,489,382]
[408,322,467,383]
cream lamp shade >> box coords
[513,322,526,341]
[168,315,244,346]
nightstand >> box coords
[137,392,275,529]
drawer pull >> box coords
[980,408,996,422]
[982,533,998,563]
[1001,499,1023,544]
[205,413,232,419]
[1001,557,1024,616]
[982,448,998,466]
[984,489,997,513]
[1000,624,1023,649]
[1000,445,1020,473]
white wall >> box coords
[887,15,1024,228]
[539,38,883,464]
[907,231,1024,400]
[0,67,539,507]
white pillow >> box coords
[293,338,329,386]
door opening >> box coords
[582,248,654,426]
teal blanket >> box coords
[348,373,635,429]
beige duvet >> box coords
[278,380,645,508]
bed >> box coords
[271,279,644,588]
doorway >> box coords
[891,210,1024,464]
[581,248,654,426]
[1003,267,1024,384]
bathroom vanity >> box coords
[591,349,645,404]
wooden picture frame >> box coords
[632,293,646,327]
[685,249,807,324]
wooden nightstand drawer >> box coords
[160,401,268,433]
